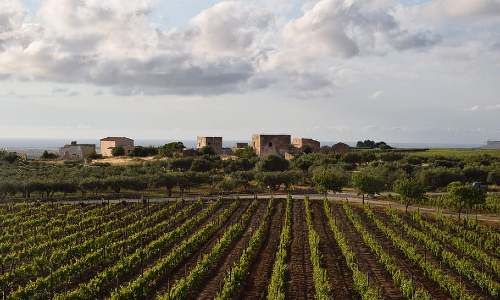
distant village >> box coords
[58,135,354,160]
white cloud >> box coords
[282,0,440,58]
[484,104,500,111]
[369,90,385,99]
[463,106,480,111]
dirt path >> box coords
[235,199,286,300]
[285,199,315,300]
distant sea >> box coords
[0,138,484,159]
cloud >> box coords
[463,106,480,111]
[484,104,500,111]
[463,104,500,111]
[77,124,90,129]
[282,0,441,58]
[185,2,274,55]
[51,87,68,94]
[69,91,80,97]
[369,90,385,99]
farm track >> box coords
[234,198,285,300]
[187,199,269,300]
[365,206,492,300]
[310,200,359,299]
[331,203,403,300]
[145,199,251,299]
[285,199,315,300]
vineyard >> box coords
[1,197,500,299]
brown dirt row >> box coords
[144,199,252,299]
[364,206,492,300]
[187,199,270,300]
[330,203,404,300]
[309,200,359,299]
[285,199,315,299]
[235,198,286,300]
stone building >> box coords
[252,134,291,157]
[100,137,134,157]
[59,141,96,160]
[293,138,321,153]
[332,142,352,154]
[197,137,223,154]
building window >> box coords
[269,142,273,147]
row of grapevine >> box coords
[0,200,181,292]
[57,198,221,299]
[214,198,276,299]
[362,205,476,300]
[323,199,382,299]
[304,196,334,299]
[435,213,500,257]
[5,200,197,299]
[110,198,242,299]
[343,203,431,300]
[267,195,292,300]
[384,208,500,298]
[408,210,500,278]
[157,198,259,300]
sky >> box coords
[0,0,499,145]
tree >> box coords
[168,157,194,172]
[393,178,427,212]
[41,150,58,159]
[197,146,217,156]
[111,146,125,156]
[233,147,256,160]
[217,179,237,195]
[158,142,185,157]
[254,154,289,172]
[447,181,486,219]
[351,172,385,205]
[312,170,345,197]
[190,157,215,172]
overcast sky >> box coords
[0,0,499,144]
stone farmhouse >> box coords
[293,138,321,154]
[100,137,134,157]
[252,134,291,157]
[197,136,223,154]
[58,141,96,160]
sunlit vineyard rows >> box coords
[2,197,500,299]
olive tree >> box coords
[447,181,486,219]
[312,170,345,198]
[351,172,385,205]
[393,178,427,212]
